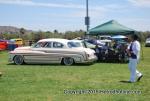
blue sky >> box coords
[0,0,150,32]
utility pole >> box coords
[85,0,90,34]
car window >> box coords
[81,41,87,48]
[68,42,81,48]
[33,42,46,48]
[44,42,52,48]
[53,42,64,48]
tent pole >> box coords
[85,0,90,36]
[86,0,89,32]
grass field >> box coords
[0,47,150,101]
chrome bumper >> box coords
[82,55,98,63]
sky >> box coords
[0,0,150,32]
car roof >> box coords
[38,38,70,44]
[39,38,67,41]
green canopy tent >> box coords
[87,20,144,60]
[88,20,136,35]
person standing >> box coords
[126,34,143,83]
[95,44,100,61]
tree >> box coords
[0,34,3,39]
[53,29,59,38]
[54,29,58,34]
[20,28,26,38]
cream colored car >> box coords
[9,38,97,65]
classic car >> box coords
[10,38,23,46]
[0,39,8,50]
[9,38,97,65]
[145,38,150,47]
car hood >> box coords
[14,46,31,51]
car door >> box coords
[42,41,66,63]
[30,41,66,63]
[24,42,51,63]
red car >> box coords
[0,40,8,50]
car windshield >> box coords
[67,42,81,48]
[84,41,95,48]
[68,41,95,48]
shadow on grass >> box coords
[119,80,134,83]
[7,63,93,67]
[97,61,128,64]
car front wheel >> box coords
[63,57,74,66]
[14,55,24,65]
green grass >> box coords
[0,47,150,101]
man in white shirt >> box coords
[126,34,143,83]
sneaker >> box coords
[137,75,143,82]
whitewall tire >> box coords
[14,55,24,65]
